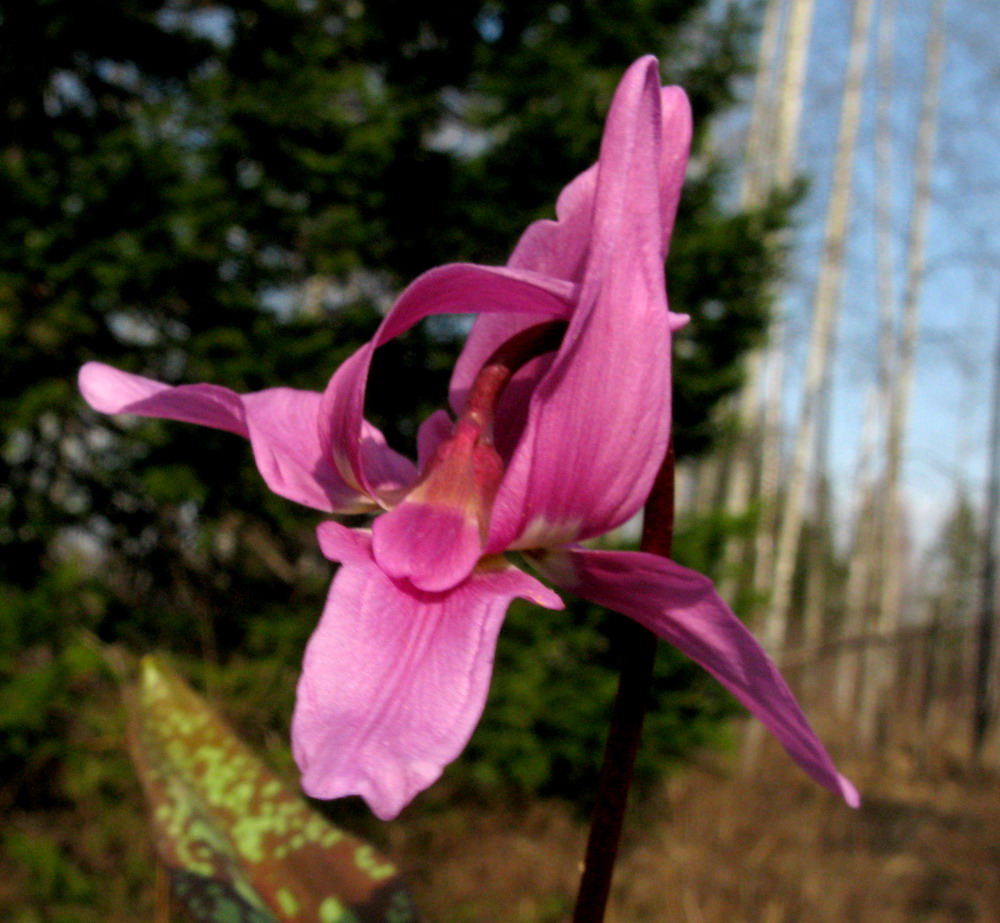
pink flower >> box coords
[80,57,858,820]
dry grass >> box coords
[391,724,1000,922]
[6,670,999,922]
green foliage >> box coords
[671,180,798,456]
[0,650,155,922]
[925,489,981,622]
[3,832,97,914]
[0,564,110,792]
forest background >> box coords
[2,0,998,920]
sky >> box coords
[722,0,1000,557]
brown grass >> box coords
[390,724,1000,923]
[5,668,999,923]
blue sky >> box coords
[723,0,1000,555]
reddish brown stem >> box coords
[572,442,675,923]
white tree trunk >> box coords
[754,318,786,601]
[718,0,789,603]
[860,0,948,744]
[801,387,832,661]
[740,0,819,769]
[834,387,880,716]
[774,0,817,189]
[835,0,898,721]
[742,0,787,206]
[874,0,899,397]
[764,0,876,656]
[877,0,946,635]
[721,0,814,606]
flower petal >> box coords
[320,264,574,503]
[506,162,598,278]
[292,523,563,820]
[530,547,860,807]
[653,85,691,255]
[445,168,598,416]
[486,58,692,551]
[449,59,691,421]
[78,361,381,513]
[80,361,247,435]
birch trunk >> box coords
[718,0,788,601]
[764,0,875,656]
[753,319,786,601]
[752,0,818,611]
[774,0,816,189]
[801,384,832,671]
[742,0,786,206]
[859,0,947,745]
[834,388,881,716]
[874,0,899,397]
[739,0,820,769]
[720,0,816,606]
[835,0,898,720]
[877,0,946,636]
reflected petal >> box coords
[488,59,691,550]
[531,546,860,807]
[79,362,377,513]
[292,523,563,820]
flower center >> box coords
[370,321,566,592]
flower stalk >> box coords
[572,443,675,923]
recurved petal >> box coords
[505,161,598,279]
[446,166,598,416]
[78,362,378,514]
[80,361,247,434]
[655,85,691,256]
[487,59,690,551]
[292,523,563,820]
[506,80,688,276]
[449,59,691,416]
[320,263,574,504]
[530,547,860,807]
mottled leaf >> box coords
[125,655,419,923]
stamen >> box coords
[460,320,568,437]
[417,318,568,521]
[371,320,566,592]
